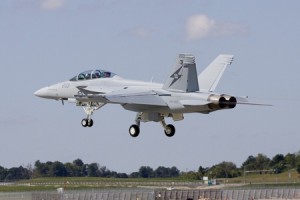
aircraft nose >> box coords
[34,87,49,98]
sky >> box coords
[0,0,300,174]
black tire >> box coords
[129,125,140,137]
[87,119,93,127]
[81,119,88,127]
[164,124,175,137]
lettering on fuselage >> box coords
[62,83,70,88]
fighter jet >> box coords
[34,54,265,137]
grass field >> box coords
[0,170,299,192]
[16,177,191,184]
[225,169,300,184]
[0,177,197,192]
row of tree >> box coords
[34,159,127,178]
[192,152,300,179]
[1,152,300,181]
[0,159,180,181]
[0,166,31,181]
[33,159,180,179]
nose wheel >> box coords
[81,118,93,127]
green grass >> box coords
[0,185,57,192]
[0,177,198,192]
[0,184,124,192]
[1,171,299,192]
[16,177,194,184]
[223,169,300,184]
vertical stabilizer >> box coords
[163,54,199,92]
[198,54,234,92]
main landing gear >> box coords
[128,113,176,137]
[161,121,175,137]
[129,124,140,137]
[79,105,176,137]
[80,102,104,128]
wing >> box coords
[76,86,167,106]
[105,90,167,106]
[198,54,234,92]
[76,86,271,111]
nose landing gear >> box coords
[80,102,105,128]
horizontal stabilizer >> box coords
[198,54,234,92]
[237,101,272,106]
[236,96,272,106]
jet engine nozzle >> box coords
[208,94,237,109]
[221,95,237,109]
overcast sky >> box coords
[1,0,300,173]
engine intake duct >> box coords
[208,94,237,109]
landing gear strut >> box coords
[80,102,104,128]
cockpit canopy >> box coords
[70,70,116,81]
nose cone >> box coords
[34,87,49,98]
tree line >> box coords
[1,152,300,181]
[0,159,180,181]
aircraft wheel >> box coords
[129,125,140,137]
[81,119,88,127]
[87,119,93,127]
[164,124,175,137]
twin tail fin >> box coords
[163,54,199,92]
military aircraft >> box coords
[34,54,265,137]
